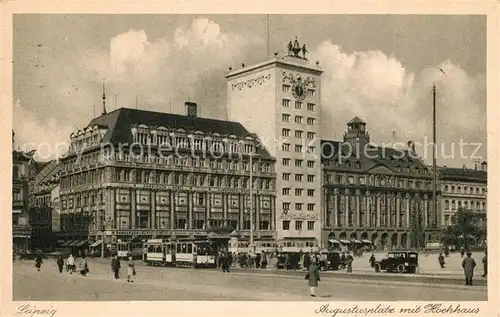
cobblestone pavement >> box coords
[13,259,486,301]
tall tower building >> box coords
[226,38,323,249]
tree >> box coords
[442,208,484,250]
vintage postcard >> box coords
[1,1,499,317]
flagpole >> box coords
[266,14,270,58]
[432,83,438,231]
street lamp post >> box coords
[249,153,254,254]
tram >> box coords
[142,239,217,268]
[116,240,144,259]
[175,240,217,268]
[144,239,175,266]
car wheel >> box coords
[397,264,405,273]
[374,263,381,272]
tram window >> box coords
[193,245,197,253]
[176,244,181,253]
[187,244,192,253]
[182,244,187,253]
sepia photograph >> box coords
[2,3,498,315]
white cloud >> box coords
[312,41,486,166]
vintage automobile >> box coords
[374,251,418,273]
[317,250,341,271]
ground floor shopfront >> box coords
[56,228,277,257]
[321,228,442,251]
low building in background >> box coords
[31,159,62,249]
[439,162,487,246]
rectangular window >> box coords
[282,143,291,151]
[282,202,290,210]
[295,203,303,211]
[282,114,291,122]
[307,221,315,230]
[295,145,303,153]
[282,158,290,166]
[282,128,291,137]
[307,103,315,111]
[307,203,315,211]
[307,160,315,168]
[308,146,316,154]
[282,188,290,195]
[307,175,315,182]
[295,188,303,196]
[307,117,315,125]
[307,89,315,97]
[295,130,303,138]
[282,85,290,93]
[282,99,291,107]
[282,220,290,230]
[295,220,303,230]
[295,101,302,109]
[282,173,291,181]
[307,189,315,197]
[295,116,303,124]
[295,174,303,182]
[295,159,303,167]
[307,132,315,140]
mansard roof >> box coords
[439,167,487,183]
[86,108,273,159]
[321,139,430,175]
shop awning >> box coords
[74,240,88,247]
[328,239,340,244]
[361,240,372,244]
[61,240,75,247]
[89,240,102,248]
[339,239,350,244]
[67,240,81,247]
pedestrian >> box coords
[346,252,354,273]
[340,252,346,269]
[79,255,88,277]
[438,253,445,268]
[111,255,121,279]
[303,253,311,271]
[261,251,268,269]
[221,252,230,273]
[255,253,261,269]
[34,255,43,272]
[481,250,487,278]
[127,255,135,283]
[462,251,476,286]
[56,255,64,274]
[460,247,465,258]
[369,253,376,268]
[67,254,76,274]
[305,258,320,297]
[444,245,450,257]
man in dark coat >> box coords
[261,251,268,269]
[462,251,476,286]
[438,253,445,268]
[460,247,465,258]
[111,255,121,279]
[56,256,64,273]
[369,253,376,268]
[481,251,487,278]
[346,252,354,273]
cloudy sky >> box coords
[13,14,486,167]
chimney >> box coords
[185,102,197,117]
[481,161,487,172]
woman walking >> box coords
[306,259,320,297]
[34,255,43,272]
[127,255,136,283]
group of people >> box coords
[111,254,136,282]
[34,253,89,276]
